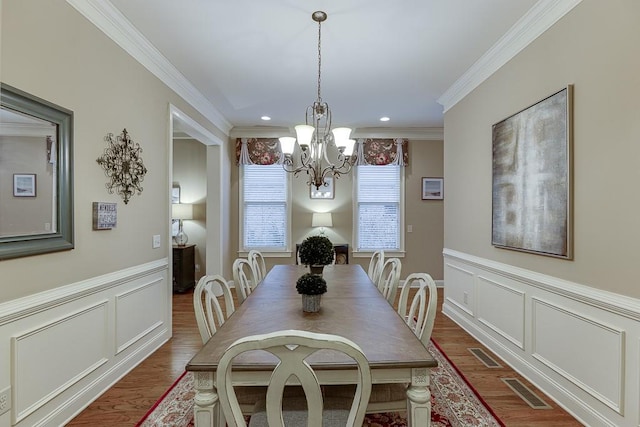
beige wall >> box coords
[173,138,207,280]
[229,138,445,280]
[0,0,227,302]
[0,136,54,235]
[444,0,640,297]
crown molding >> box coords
[66,0,232,135]
[437,0,583,113]
[230,126,444,141]
[352,127,443,140]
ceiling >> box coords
[105,0,540,134]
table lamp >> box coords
[172,203,193,246]
[312,212,333,236]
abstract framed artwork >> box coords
[491,85,573,259]
[422,177,443,200]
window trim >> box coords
[352,165,405,256]
[239,164,292,254]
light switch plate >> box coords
[152,234,161,248]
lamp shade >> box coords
[312,212,333,228]
[332,127,352,147]
[172,203,193,220]
[279,137,296,155]
[295,124,315,147]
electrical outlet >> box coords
[152,234,161,249]
[0,386,11,416]
[463,292,468,304]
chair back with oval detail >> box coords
[217,329,372,427]
[193,275,235,344]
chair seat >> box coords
[249,396,352,427]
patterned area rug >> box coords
[136,339,504,427]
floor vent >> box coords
[501,378,552,409]
[468,348,502,368]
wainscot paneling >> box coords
[477,276,525,349]
[443,249,640,427]
[532,298,625,414]
[0,259,170,427]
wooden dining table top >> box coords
[186,264,436,372]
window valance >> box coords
[235,138,282,166]
[235,137,409,167]
[356,138,408,166]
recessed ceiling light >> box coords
[261,116,271,121]
[380,116,390,122]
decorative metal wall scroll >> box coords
[96,128,147,204]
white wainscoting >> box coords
[443,249,640,427]
[0,259,170,427]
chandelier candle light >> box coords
[279,11,356,190]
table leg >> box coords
[406,367,431,426]
[193,372,220,427]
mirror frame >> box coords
[0,83,74,260]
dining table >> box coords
[186,264,437,426]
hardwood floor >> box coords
[67,287,583,426]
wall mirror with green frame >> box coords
[0,83,74,260]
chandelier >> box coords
[279,11,356,190]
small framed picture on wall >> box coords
[13,174,37,197]
[310,177,334,199]
[421,177,443,200]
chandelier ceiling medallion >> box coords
[279,11,355,190]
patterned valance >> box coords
[356,138,409,166]
[235,137,409,167]
[235,138,282,165]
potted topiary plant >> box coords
[298,235,334,275]
[296,272,327,312]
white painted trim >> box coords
[443,248,640,321]
[66,0,232,135]
[230,126,444,141]
[442,249,640,427]
[437,0,583,112]
[170,104,223,146]
[0,259,168,325]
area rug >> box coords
[136,339,504,426]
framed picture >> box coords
[310,177,334,199]
[421,177,443,200]
[13,174,36,197]
[491,85,573,259]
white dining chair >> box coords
[247,249,267,284]
[232,258,256,305]
[193,274,268,420]
[217,329,372,427]
[367,250,385,285]
[376,257,401,305]
[329,272,439,414]
[397,272,438,347]
[193,275,235,344]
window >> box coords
[241,164,290,251]
[355,165,403,252]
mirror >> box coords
[0,83,73,259]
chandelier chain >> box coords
[317,17,322,102]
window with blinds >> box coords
[241,164,289,250]
[355,165,402,251]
